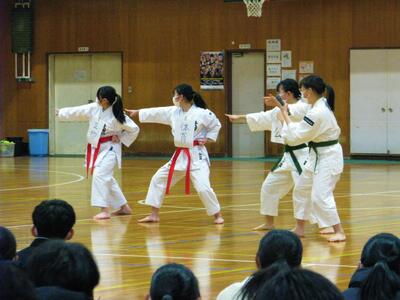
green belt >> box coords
[308,139,339,171]
[271,143,308,174]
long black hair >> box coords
[276,78,301,100]
[97,86,126,124]
[149,263,200,300]
[299,75,335,111]
[359,233,400,300]
[239,230,303,300]
[174,83,207,109]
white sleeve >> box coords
[282,109,321,145]
[288,100,310,122]
[246,107,280,132]
[138,106,175,126]
[57,103,98,122]
[119,116,140,147]
[204,110,221,141]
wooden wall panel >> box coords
[1,0,400,155]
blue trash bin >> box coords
[28,129,49,156]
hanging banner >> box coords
[200,51,224,90]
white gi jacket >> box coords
[139,104,221,171]
[281,97,343,175]
[58,102,140,168]
[246,99,310,142]
[245,100,311,172]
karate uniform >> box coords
[245,100,311,216]
[58,102,139,208]
[281,97,343,228]
[139,104,221,216]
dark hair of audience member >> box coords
[359,233,400,300]
[149,263,201,300]
[239,229,303,300]
[27,240,100,298]
[0,262,37,300]
[32,199,76,239]
[255,268,344,300]
[0,226,17,260]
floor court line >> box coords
[94,253,357,268]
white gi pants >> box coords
[91,150,127,209]
[293,167,341,228]
[144,160,221,216]
[260,169,300,216]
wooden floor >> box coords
[1,156,399,299]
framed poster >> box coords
[281,51,292,68]
[266,52,281,63]
[200,51,224,90]
[282,69,296,80]
[267,77,281,90]
[266,39,281,52]
[267,64,281,76]
[299,61,314,74]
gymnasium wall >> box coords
[1,0,400,156]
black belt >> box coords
[271,143,308,174]
[308,140,339,171]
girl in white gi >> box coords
[226,79,311,231]
[126,83,224,224]
[270,75,346,242]
[57,86,140,220]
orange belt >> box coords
[166,140,200,195]
[86,136,114,177]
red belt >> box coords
[166,140,200,195]
[86,136,114,177]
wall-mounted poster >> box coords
[267,64,281,76]
[266,39,281,52]
[200,51,224,90]
[281,51,292,68]
[282,69,297,80]
[266,52,281,63]
[267,77,281,90]
[299,61,314,74]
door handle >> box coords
[388,108,393,113]
[381,107,386,112]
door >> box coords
[231,52,265,157]
[48,53,122,155]
[350,49,388,154]
[386,49,400,154]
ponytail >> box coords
[359,233,400,300]
[361,261,400,300]
[96,86,126,124]
[239,259,290,300]
[299,75,335,111]
[112,94,126,124]
[193,92,207,109]
[174,83,208,109]
[325,85,335,111]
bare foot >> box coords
[253,223,275,231]
[93,211,111,220]
[213,212,224,224]
[214,216,224,224]
[291,227,305,238]
[112,205,132,216]
[319,227,335,234]
[138,215,160,223]
[327,232,346,243]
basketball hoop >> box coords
[243,0,266,17]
